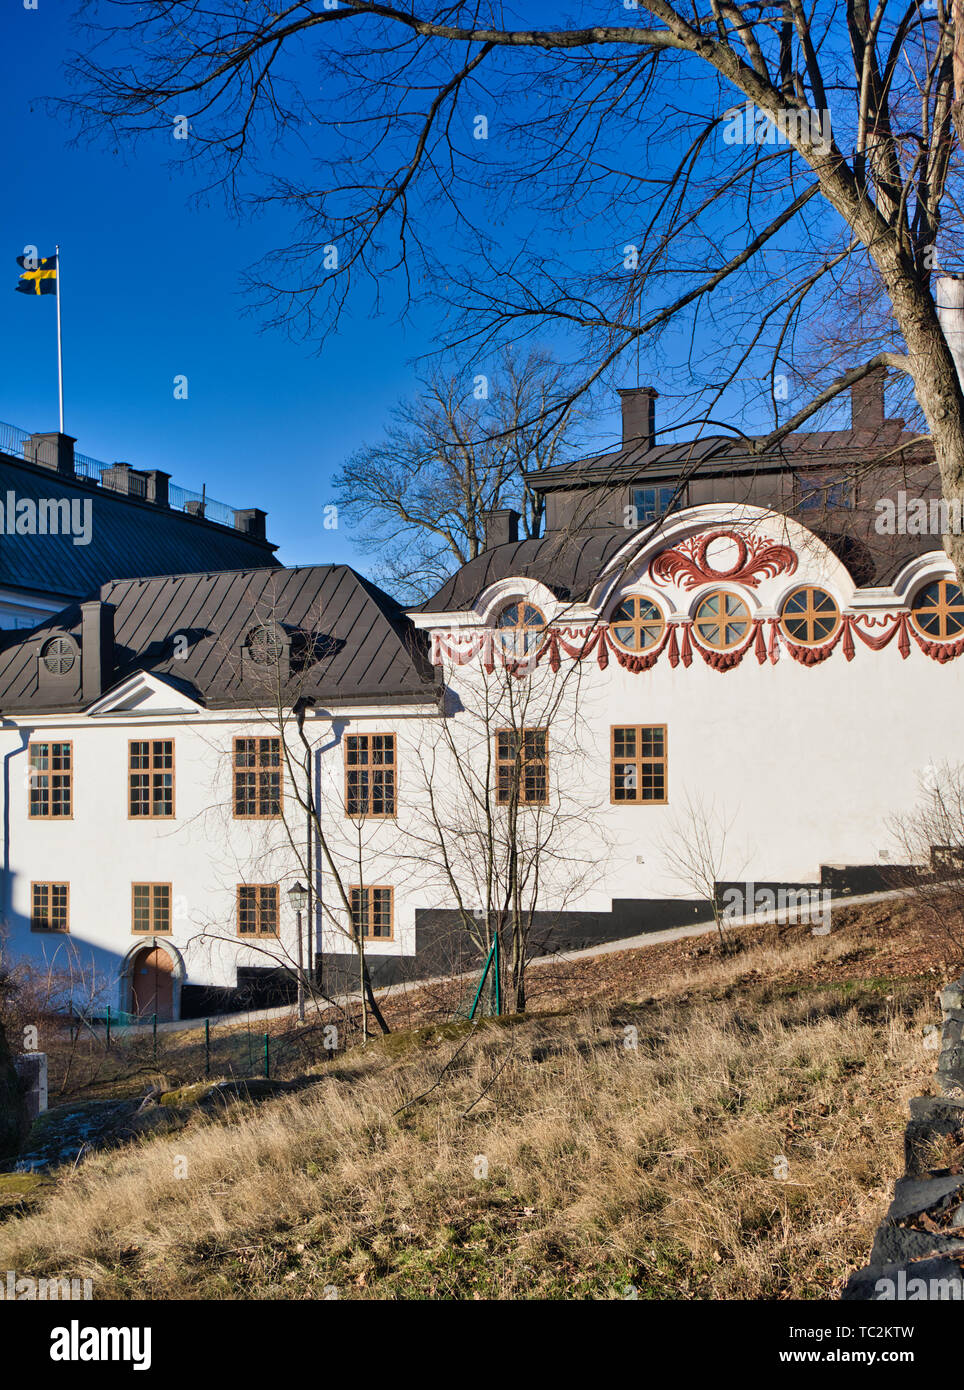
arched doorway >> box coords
[130,944,175,1022]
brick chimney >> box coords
[482,508,520,550]
[618,386,658,450]
[851,368,887,431]
[24,432,75,477]
[80,600,114,705]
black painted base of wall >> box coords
[183,862,927,1017]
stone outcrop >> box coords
[842,980,964,1299]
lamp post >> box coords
[287,881,308,1023]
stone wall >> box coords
[843,979,964,1299]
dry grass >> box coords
[0,921,945,1300]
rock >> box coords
[887,1173,964,1223]
[871,1223,964,1265]
[843,1255,964,1301]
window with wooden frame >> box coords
[233,737,282,818]
[349,885,394,941]
[237,884,280,937]
[611,726,667,804]
[693,590,751,650]
[345,734,396,817]
[131,883,172,935]
[910,579,964,640]
[129,740,175,818]
[31,882,69,932]
[495,728,548,805]
[609,595,665,652]
[779,587,840,646]
[28,741,72,818]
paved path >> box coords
[96,881,915,1038]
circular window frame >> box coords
[609,595,665,652]
[692,589,751,651]
[495,601,546,656]
[40,636,77,676]
[779,585,841,647]
[246,623,287,667]
[909,578,964,641]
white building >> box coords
[1,381,961,1019]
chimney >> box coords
[144,470,170,506]
[618,386,658,450]
[80,600,114,704]
[937,275,964,390]
[482,508,520,550]
[24,432,75,477]
[851,367,886,431]
[234,507,267,540]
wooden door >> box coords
[131,945,174,1021]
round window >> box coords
[41,636,76,675]
[610,596,665,651]
[693,590,750,649]
[780,586,840,646]
[247,624,286,665]
[910,580,964,640]
[495,602,545,656]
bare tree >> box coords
[189,591,396,1042]
[63,3,964,579]
[891,761,964,966]
[403,618,608,1013]
[334,348,586,601]
[659,794,746,952]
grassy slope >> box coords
[0,912,949,1300]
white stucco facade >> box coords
[2,504,962,1018]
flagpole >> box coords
[55,243,63,434]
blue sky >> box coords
[4,3,621,571]
[2,4,866,576]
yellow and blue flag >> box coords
[15,253,57,296]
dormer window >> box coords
[495,602,545,657]
[242,621,289,680]
[37,632,80,698]
[41,636,76,675]
[630,486,683,526]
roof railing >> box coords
[0,419,240,529]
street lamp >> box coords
[287,881,308,1022]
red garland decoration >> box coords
[433,608,964,675]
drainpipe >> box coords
[936,275,964,389]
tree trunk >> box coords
[0,1014,29,1164]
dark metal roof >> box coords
[528,421,931,490]
[420,530,632,612]
[0,565,437,713]
[0,453,278,603]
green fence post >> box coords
[263,1033,269,1079]
[494,934,501,1017]
[205,1018,210,1078]
[106,1005,111,1050]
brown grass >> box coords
[0,919,945,1300]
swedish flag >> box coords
[15,253,57,296]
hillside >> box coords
[0,905,950,1300]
